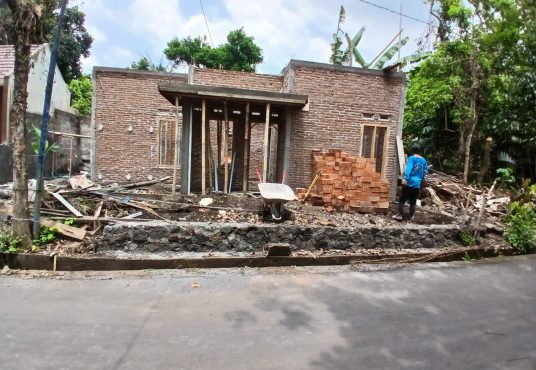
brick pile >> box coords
[296,149,390,213]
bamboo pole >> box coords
[243,102,250,193]
[201,99,207,195]
[223,102,229,193]
[68,136,73,177]
[262,103,270,182]
[172,96,180,195]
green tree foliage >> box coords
[55,6,93,82]
[404,0,536,183]
[130,56,167,72]
[0,1,93,83]
[68,75,92,116]
[164,28,263,72]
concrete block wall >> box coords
[0,110,89,183]
[93,68,186,183]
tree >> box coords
[55,6,93,82]
[404,0,536,183]
[130,56,167,72]
[0,2,92,83]
[164,28,263,72]
[5,0,43,247]
[68,75,92,116]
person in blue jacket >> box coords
[393,144,428,221]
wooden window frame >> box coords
[359,123,390,178]
[156,117,181,169]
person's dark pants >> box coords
[398,186,420,217]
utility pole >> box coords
[32,0,68,238]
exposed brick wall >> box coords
[283,63,403,192]
[93,69,186,183]
[193,67,283,92]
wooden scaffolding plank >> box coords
[52,192,82,217]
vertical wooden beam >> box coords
[207,129,213,192]
[262,103,270,182]
[172,96,180,194]
[243,102,250,193]
[180,102,191,194]
[201,99,207,195]
[371,125,377,158]
[283,107,292,185]
[223,102,229,193]
[217,120,222,166]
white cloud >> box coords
[78,0,431,73]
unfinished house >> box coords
[92,60,405,212]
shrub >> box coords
[459,231,476,246]
[0,233,21,254]
[504,201,536,253]
[33,226,58,246]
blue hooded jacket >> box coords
[404,155,428,188]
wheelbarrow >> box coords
[257,183,295,221]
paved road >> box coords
[1,256,535,370]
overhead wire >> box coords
[356,0,436,27]
[199,0,215,47]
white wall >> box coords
[26,44,73,116]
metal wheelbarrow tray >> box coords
[257,183,295,221]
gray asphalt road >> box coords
[1,256,535,370]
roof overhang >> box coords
[158,82,308,107]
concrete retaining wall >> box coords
[94,221,463,253]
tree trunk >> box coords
[7,0,37,247]
[477,137,493,183]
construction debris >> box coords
[69,174,95,190]
[198,198,214,207]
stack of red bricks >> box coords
[296,149,390,213]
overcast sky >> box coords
[75,0,434,75]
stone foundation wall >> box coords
[94,221,462,253]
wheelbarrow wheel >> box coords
[271,203,282,221]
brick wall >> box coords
[93,68,186,183]
[192,67,283,92]
[282,62,404,193]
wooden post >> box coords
[208,133,213,192]
[180,103,191,195]
[172,96,180,195]
[68,136,73,177]
[243,102,250,193]
[217,120,222,166]
[201,99,207,195]
[283,107,292,185]
[262,103,270,182]
[223,102,229,193]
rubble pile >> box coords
[421,171,510,219]
[296,149,391,213]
